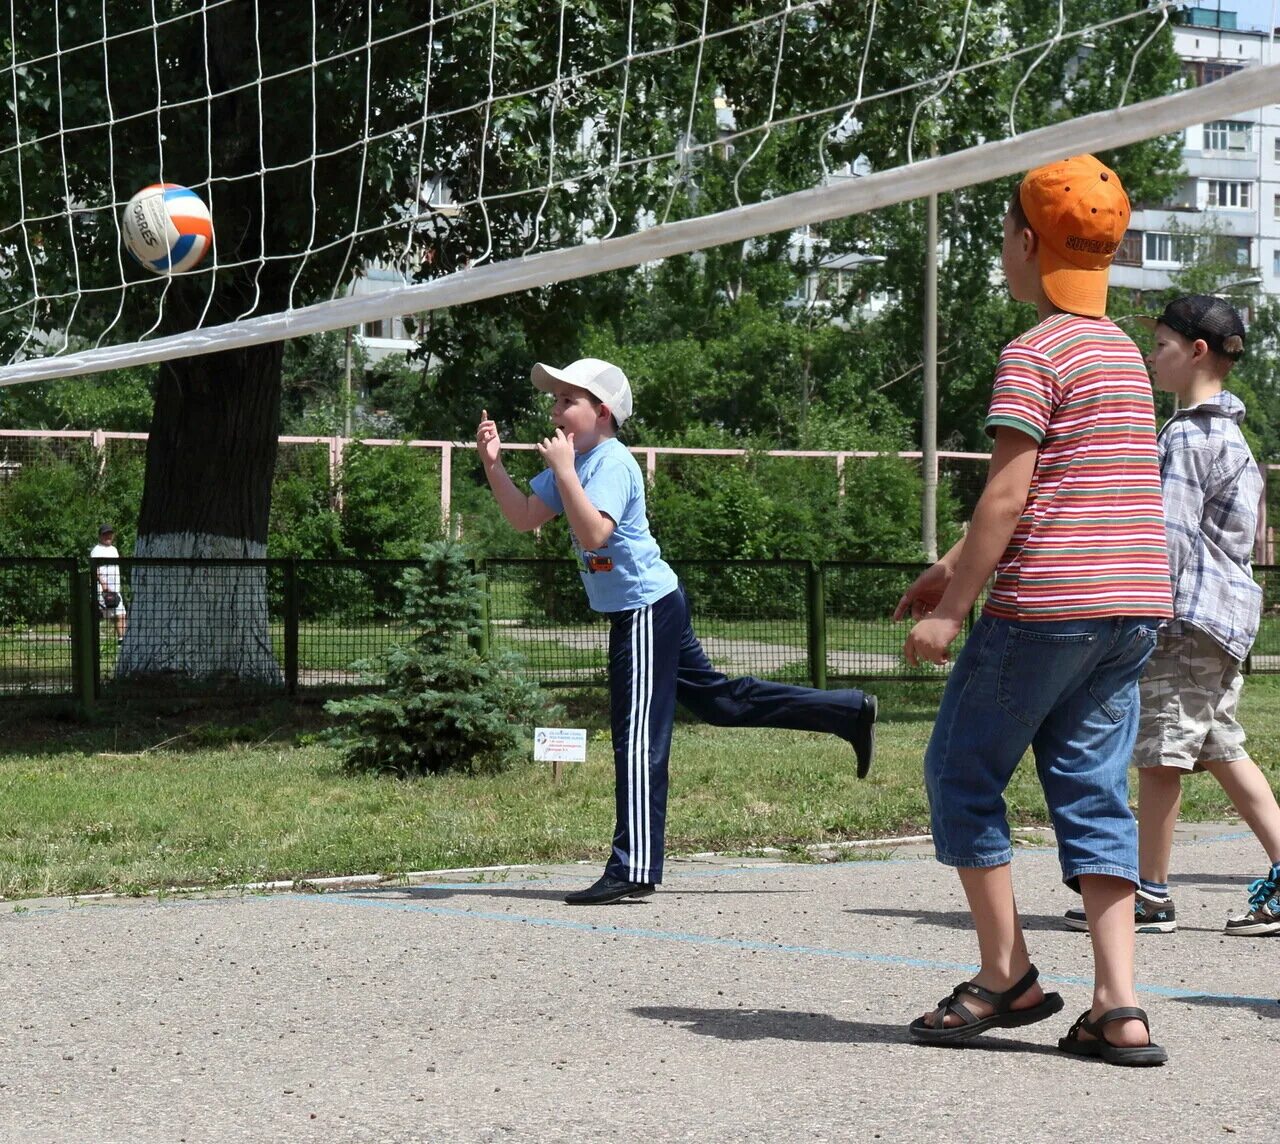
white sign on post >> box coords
[533,727,587,763]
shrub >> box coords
[339,442,442,559]
[324,541,553,776]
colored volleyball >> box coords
[121,183,212,274]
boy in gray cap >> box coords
[1064,295,1280,937]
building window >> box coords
[1275,136,1280,163]
[1274,249,1280,276]
[1203,120,1251,153]
[1114,230,1143,267]
[1185,61,1244,85]
[1144,232,1197,265]
[363,319,387,339]
[1275,193,1280,222]
[1205,180,1252,209]
[1189,61,1244,85]
[1207,235,1252,267]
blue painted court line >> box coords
[304,893,1277,1008]
[396,827,1257,891]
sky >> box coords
[1203,0,1280,33]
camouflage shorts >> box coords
[1133,625,1246,771]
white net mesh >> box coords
[2,0,1279,385]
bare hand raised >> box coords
[537,428,576,474]
[476,408,502,468]
[893,560,954,622]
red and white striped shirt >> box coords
[982,313,1173,621]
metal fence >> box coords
[2,556,1280,704]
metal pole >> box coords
[922,187,939,562]
[343,327,354,438]
[806,563,827,691]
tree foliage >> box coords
[0,2,1193,562]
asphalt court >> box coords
[0,825,1275,1143]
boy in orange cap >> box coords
[895,155,1173,1064]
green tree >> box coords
[0,368,155,432]
[325,541,552,775]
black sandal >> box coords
[908,964,1064,1044]
[1058,1006,1167,1066]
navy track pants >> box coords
[605,585,870,884]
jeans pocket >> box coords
[997,626,1100,728]
[1089,623,1158,721]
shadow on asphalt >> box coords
[348,885,806,904]
[844,906,1067,931]
[1178,995,1279,1017]
[630,1005,1061,1054]
[1170,872,1262,887]
[351,887,579,904]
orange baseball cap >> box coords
[1018,154,1129,318]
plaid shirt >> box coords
[1158,391,1262,661]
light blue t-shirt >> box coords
[529,438,678,613]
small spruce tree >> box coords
[325,540,552,775]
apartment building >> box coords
[1110,5,1280,297]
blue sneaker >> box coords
[1063,889,1176,934]
[1223,873,1280,936]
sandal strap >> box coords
[1065,1010,1092,1040]
[1084,1006,1150,1035]
[928,964,1042,1028]
[996,965,1039,1013]
[956,964,1040,1014]
[930,983,981,1029]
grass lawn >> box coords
[0,677,1277,901]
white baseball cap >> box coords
[531,357,633,426]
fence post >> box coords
[70,566,96,712]
[471,559,490,657]
[283,559,299,696]
[806,562,827,690]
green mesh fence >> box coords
[485,559,609,685]
[0,558,76,697]
[1251,565,1280,673]
[676,560,811,683]
[2,557,1276,702]
[823,561,959,682]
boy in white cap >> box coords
[477,358,877,904]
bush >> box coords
[339,442,442,559]
[325,541,553,776]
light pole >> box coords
[1213,275,1262,297]
[922,188,939,562]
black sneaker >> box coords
[1223,873,1280,936]
[563,874,655,905]
[1063,889,1176,934]
[849,694,877,780]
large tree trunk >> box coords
[117,343,284,684]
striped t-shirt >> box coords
[982,312,1172,621]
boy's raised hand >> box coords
[477,409,501,468]
[537,428,576,474]
[903,615,962,668]
[892,560,953,622]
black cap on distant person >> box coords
[98,524,114,536]
[1139,294,1246,360]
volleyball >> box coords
[121,183,213,274]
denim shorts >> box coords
[925,613,1158,890]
